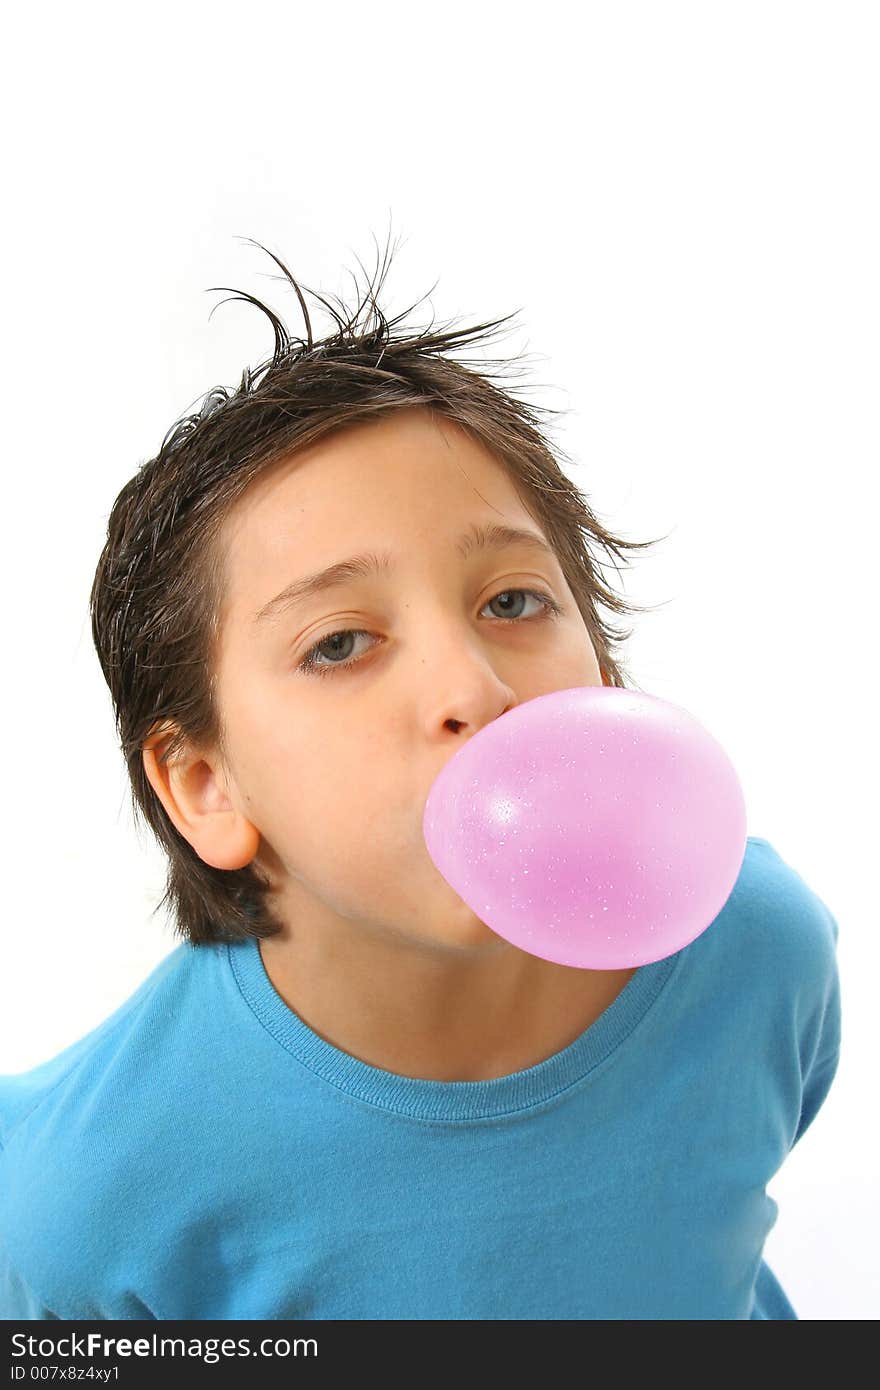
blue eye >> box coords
[298,588,565,680]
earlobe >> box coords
[141,741,260,872]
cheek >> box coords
[563,642,603,686]
[276,734,395,837]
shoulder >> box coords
[728,836,840,968]
[0,942,200,1148]
[696,836,842,1055]
[732,839,842,1149]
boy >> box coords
[0,238,841,1319]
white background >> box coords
[1,1,877,1319]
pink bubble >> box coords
[422,686,748,968]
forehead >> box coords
[220,408,539,604]
[232,407,514,526]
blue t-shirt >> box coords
[0,837,841,1320]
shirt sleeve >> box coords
[791,907,842,1151]
[0,1244,60,1319]
[1,1127,59,1319]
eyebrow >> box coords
[252,522,556,627]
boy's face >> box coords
[178,405,606,950]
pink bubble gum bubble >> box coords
[422,685,748,969]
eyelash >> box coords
[297,588,565,680]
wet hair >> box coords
[89,229,671,946]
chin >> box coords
[441,896,509,950]
[421,858,506,945]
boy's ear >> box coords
[142,724,260,872]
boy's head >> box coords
[90,236,667,947]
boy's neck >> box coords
[257,929,637,1083]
